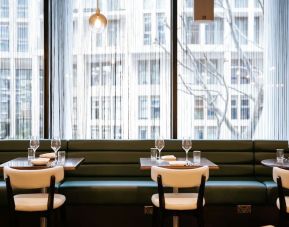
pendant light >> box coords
[89,0,108,33]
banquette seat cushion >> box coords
[60,140,266,205]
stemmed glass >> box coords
[155,137,165,161]
[182,138,192,164]
[51,138,61,164]
[30,136,40,155]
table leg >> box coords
[173,187,179,227]
[40,188,47,227]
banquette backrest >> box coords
[66,140,254,179]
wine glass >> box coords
[51,138,61,163]
[155,137,165,161]
[30,136,40,153]
[182,138,192,164]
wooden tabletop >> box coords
[261,159,289,170]
[140,157,219,170]
[0,157,85,171]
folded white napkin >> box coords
[31,158,50,165]
[161,155,177,161]
[39,152,56,159]
[168,161,186,166]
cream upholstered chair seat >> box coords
[14,193,66,212]
[151,193,205,210]
[276,197,289,213]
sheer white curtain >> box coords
[255,0,289,140]
[51,0,171,139]
[51,0,73,138]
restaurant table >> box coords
[261,158,289,170]
[0,157,85,171]
[140,157,219,227]
[140,157,219,170]
[0,157,85,227]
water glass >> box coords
[57,151,66,165]
[27,148,35,162]
[193,150,201,164]
[150,148,158,161]
[276,149,284,163]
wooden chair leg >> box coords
[152,206,158,227]
[47,212,54,227]
[278,212,289,227]
[9,215,18,227]
[158,211,165,227]
[196,211,204,227]
[60,205,67,227]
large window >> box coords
[60,0,171,139]
[3,0,289,140]
[0,1,43,139]
[178,0,264,139]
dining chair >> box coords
[273,167,289,227]
[4,166,66,227]
[151,166,209,227]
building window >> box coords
[194,96,204,120]
[240,96,250,119]
[113,126,122,139]
[112,96,121,120]
[231,60,249,84]
[0,0,9,18]
[194,126,204,139]
[101,97,111,120]
[205,17,224,44]
[156,13,166,45]
[207,126,217,139]
[108,0,120,11]
[143,14,151,45]
[91,125,99,139]
[255,0,261,8]
[17,0,28,18]
[138,60,149,84]
[235,17,248,45]
[186,0,193,8]
[186,17,199,44]
[151,96,160,119]
[138,126,148,139]
[91,64,100,86]
[138,60,160,85]
[102,126,111,139]
[17,23,28,52]
[91,97,100,120]
[235,0,248,8]
[138,96,148,119]
[0,69,10,91]
[254,17,260,44]
[151,60,160,84]
[0,23,9,52]
[151,126,160,139]
[108,21,118,47]
[207,96,216,120]
[231,95,238,120]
